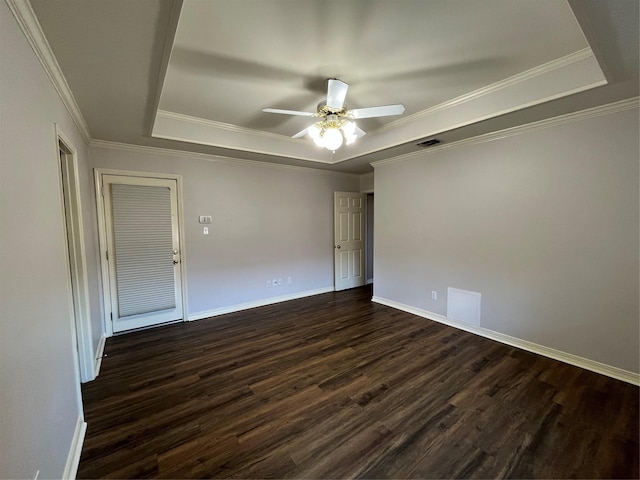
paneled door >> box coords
[101,174,183,333]
[334,192,365,291]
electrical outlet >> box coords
[431,291,437,300]
[267,280,271,287]
[203,227,209,235]
[277,278,283,286]
[273,278,278,286]
[287,276,292,284]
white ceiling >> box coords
[27,0,639,173]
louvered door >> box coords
[102,175,183,332]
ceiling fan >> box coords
[262,79,405,151]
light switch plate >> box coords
[199,215,212,224]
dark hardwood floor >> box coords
[78,286,639,479]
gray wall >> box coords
[374,106,639,373]
[89,146,360,317]
[0,2,90,477]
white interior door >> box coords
[101,174,183,333]
[334,192,365,291]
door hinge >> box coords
[106,250,109,261]
[110,312,113,321]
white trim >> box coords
[366,278,374,285]
[6,0,91,143]
[157,110,305,143]
[377,49,596,134]
[94,169,113,337]
[89,139,360,179]
[333,48,606,163]
[62,415,87,480]
[93,334,107,377]
[188,287,334,321]
[372,296,640,386]
[147,1,183,136]
[152,111,335,164]
[372,97,640,168]
[56,125,96,382]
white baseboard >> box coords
[372,296,640,386]
[62,415,86,480]
[188,286,335,321]
[93,334,107,378]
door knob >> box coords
[335,245,341,249]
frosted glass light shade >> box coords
[308,123,321,140]
[345,133,357,145]
[342,120,356,136]
[323,128,343,150]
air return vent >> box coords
[416,138,441,147]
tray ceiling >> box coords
[26,0,638,173]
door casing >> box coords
[56,125,95,382]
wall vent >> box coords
[416,138,441,147]
[447,287,481,326]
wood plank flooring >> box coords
[79,286,639,478]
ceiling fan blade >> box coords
[262,108,315,117]
[355,127,367,138]
[292,128,309,138]
[326,79,348,109]
[349,104,405,119]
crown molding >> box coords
[372,97,639,168]
[89,139,361,179]
[156,110,303,143]
[6,0,92,143]
[334,47,606,163]
[376,48,596,134]
[152,109,337,164]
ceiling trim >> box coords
[6,0,91,143]
[374,48,596,134]
[156,109,304,142]
[371,96,639,168]
[147,0,183,137]
[152,109,336,164]
[334,48,607,162]
[89,139,360,178]
[153,47,606,166]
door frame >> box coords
[94,168,188,336]
[55,125,95,382]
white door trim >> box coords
[55,125,95,383]
[94,168,188,336]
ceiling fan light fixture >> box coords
[262,78,404,151]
